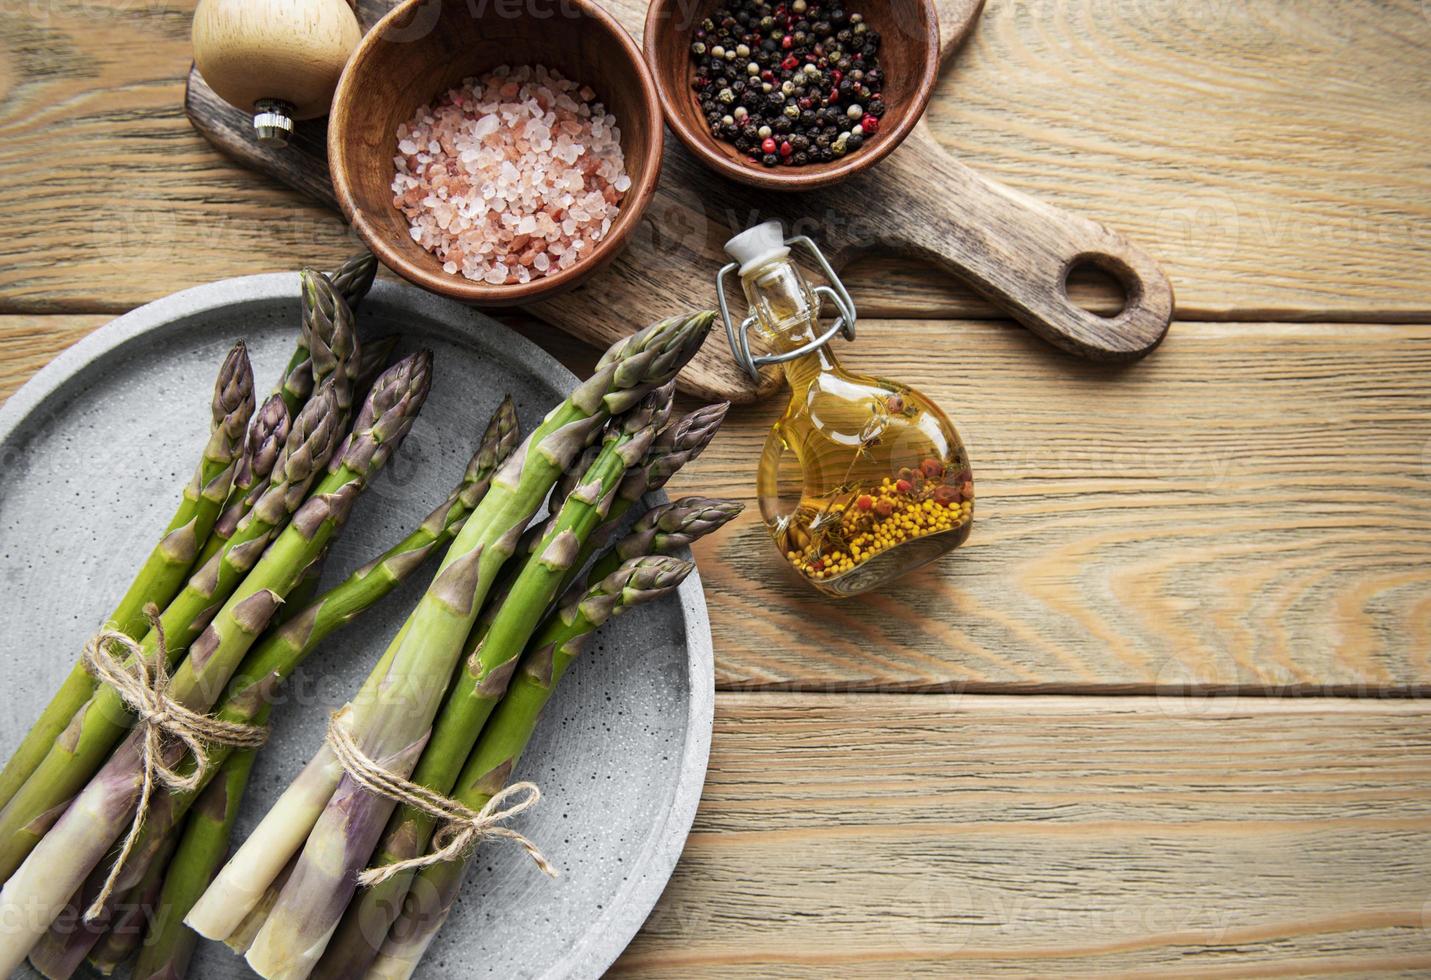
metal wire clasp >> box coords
[715,234,858,382]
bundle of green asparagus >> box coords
[26,393,522,980]
[180,311,743,980]
[0,254,512,979]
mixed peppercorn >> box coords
[690,0,886,167]
[783,458,974,582]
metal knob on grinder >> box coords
[191,0,362,146]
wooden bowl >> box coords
[328,0,663,306]
[644,0,940,191]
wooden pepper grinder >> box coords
[192,0,362,146]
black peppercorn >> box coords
[692,0,885,169]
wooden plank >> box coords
[0,314,105,402]
[657,319,1431,693]
[6,314,1431,693]
[924,0,1431,321]
[0,1,1425,319]
[615,694,1431,977]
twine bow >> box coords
[81,609,267,920]
[324,714,557,888]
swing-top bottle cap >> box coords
[724,220,790,277]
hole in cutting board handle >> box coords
[1062,253,1134,319]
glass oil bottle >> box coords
[718,221,974,597]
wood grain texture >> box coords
[0,315,106,402]
[615,694,1431,976]
[655,318,1431,693]
[0,1,1424,322]
[925,0,1431,322]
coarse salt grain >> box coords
[391,64,629,286]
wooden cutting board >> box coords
[186,0,1173,404]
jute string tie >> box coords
[81,608,268,920]
[324,713,557,888]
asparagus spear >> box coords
[226,858,295,956]
[479,381,676,631]
[273,268,360,418]
[131,747,255,980]
[0,344,255,813]
[599,401,729,543]
[640,401,730,496]
[207,267,359,574]
[544,399,729,610]
[325,250,379,314]
[352,335,401,401]
[0,383,344,882]
[195,393,291,570]
[0,354,432,974]
[586,496,744,585]
[187,312,714,971]
[85,830,180,977]
[301,269,361,416]
[563,400,730,596]
[363,557,695,980]
[281,548,329,624]
[54,398,518,936]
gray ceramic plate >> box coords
[0,274,713,980]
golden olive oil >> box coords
[724,222,974,597]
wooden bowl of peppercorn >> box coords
[644,0,939,189]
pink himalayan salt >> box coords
[392,65,630,286]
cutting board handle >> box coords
[839,126,1174,358]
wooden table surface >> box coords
[2,0,1429,975]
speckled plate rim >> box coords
[0,272,715,980]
